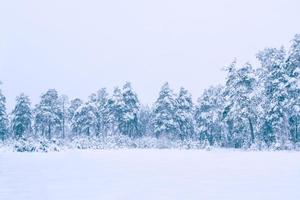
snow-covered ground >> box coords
[0,150,300,200]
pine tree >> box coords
[0,86,8,140]
[195,86,225,146]
[152,83,178,139]
[285,34,300,142]
[11,94,32,138]
[174,87,195,140]
[257,47,290,146]
[93,88,110,136]
[107,87,125,134]
[137,105,152,137]
[34,89,63,139]
[222,61,257,148]
[71,102,97,136]
[68,98,83,122]
[120,82,140,137]
[59,95,69,139]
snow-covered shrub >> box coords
[12,136,63,152]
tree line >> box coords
[0,34,299,149]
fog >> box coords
[1,0,300,110]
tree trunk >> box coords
[295,117,299,142]
[48,125,51,140]
[248,117,255,143]
[62,101,65,139]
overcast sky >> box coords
[1,0,300,110]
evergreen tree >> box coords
[11,94,32,138]
[195,86,225,146]
[152,83,178,139]
[137,105,152,137]
[120,82,140,137]
[94,88,110,136]
[222,62,257,148]
[59,95,69,139]
[285,34,300,142]
[71,102,97,136]
[107,87,125,134]
[34,89,63,139]
[0,86,8,140]
[68,98,83,122]
[257,47,290,146]
[174,87,195,140]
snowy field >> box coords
[0,150,300,200]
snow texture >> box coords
[0,150,300,200]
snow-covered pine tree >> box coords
[68,98,83,122]
[222,61,257,148]
[59,95,69,139]
[34,89,63,139]
[137,105,152,137]
[285,34,300,143]
[106,87,125,134]
[11,94,32,139]
[68,98,83,135]
[174,87,195,140]
[152,82,178,139]
[257,47,290,147]
[94,88,110,136]
[195,86,225,146]
[0,85,8,140]
[71,102,97,136]
[120,82,140,138]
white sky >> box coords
[1,0,300,110]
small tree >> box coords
[152,83,178,139]
[120,82,140,137]
[174,87,195,140]
[11,94,32,138]
[71,102,97,136]
[0,86,8,140]
[195,86,225,146]
[34,89,63,139]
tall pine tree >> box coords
[257,47,290,146]
[222,61,257,148]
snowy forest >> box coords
[0,35,299,151]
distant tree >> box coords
[93,88,110,136]
[0,86,8,140]
[71,102,97,136]
[34,89,63,139]
[11,94,32,138]
[59,95,69,139]
[174,87,195,140]
[285,34,300,142]
[68,98,83,122]
[106,87,125,134]
[222,61,257,148]
[257,47,290,146]
[195,86,225,146]
[0,34,299,150]
[119,82,140,137]
[152,83,178,139]
[68,98,83,135]
[137,105,152,137]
